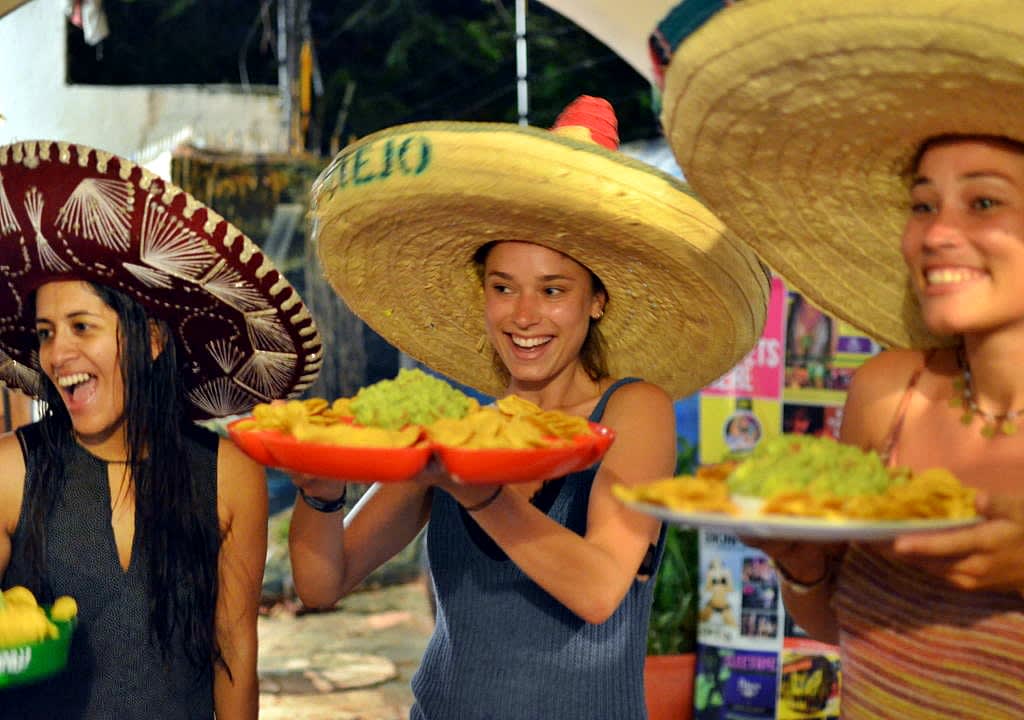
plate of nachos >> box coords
[612,435,979,540]
[228,369,614,484]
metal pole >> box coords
[515,0,528,126]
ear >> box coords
[148,320,166,361]
[589,291,607,321]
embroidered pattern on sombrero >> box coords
[0,140,323,418]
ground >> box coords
[258,579,434,720]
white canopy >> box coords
[536,0,674,83]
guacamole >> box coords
[350,368,474,429]
[726,434,894,498]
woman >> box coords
[656,2,1024,717]
[289,95,771,719]
[0,140,322,719]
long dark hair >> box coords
[473,242,610,385]
[22,283,224,677]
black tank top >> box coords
[1,420,220,720]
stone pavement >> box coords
[258,579,435,720]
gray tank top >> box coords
[411,378,666,720]
[1,420,219,720]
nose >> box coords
[512,293,540,327]
[43,328,79,367]
[920,206,964,251]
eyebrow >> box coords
[486,270,575,282]
[912,169,1018,188]
[35,310,105,324]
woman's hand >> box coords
[892,491,1024,595]
[414,455,504,511]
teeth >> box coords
[57,372,91,387]
[512,335,549,349]
[926,268,980,286]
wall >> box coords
[0,0,284,162]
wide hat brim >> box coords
[0,141,323,418]
[661,0,1024,349]
[312,121,770,400]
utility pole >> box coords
[277,0,309,154]
[515,0,528,126]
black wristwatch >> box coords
[298,485,347,513]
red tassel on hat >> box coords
[551,95,619,151]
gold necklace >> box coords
[951,347,1021,438]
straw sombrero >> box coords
[311,96,770,400]
[0,140,323,418]
[657,0,1024,349]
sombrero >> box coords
[311,96,770,400]
[0,140,323,418]
[657,0,1024,349]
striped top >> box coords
[833,358,1024,718]
[834,548,1024,719]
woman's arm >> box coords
[289,477,433,609]
[213,438,268,720]
[0,434,27,580]
[438,381,676,624]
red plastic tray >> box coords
[228,418,615,485]
[227,418,431,482]
[433,422,615,485]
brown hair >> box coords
[905,134,1024,181]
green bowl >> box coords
[0,610,76,689]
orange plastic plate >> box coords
[434,422,616,485]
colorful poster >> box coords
[705,277,786,404]
[694,646,779,719]
[694,279,880,719]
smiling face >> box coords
[482,241,605,392]
[901,137,1024,338]
[35,280,127,446]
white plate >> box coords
[623,497,981,541]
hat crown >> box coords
[551,95,620,150]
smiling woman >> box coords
[657,1,1024,717]
[0,140,321,720]
[286,94,771,720]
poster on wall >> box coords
[694,278,878,719]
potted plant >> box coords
[644,437,700,720]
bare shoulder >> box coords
[216,436,267,523]
[0,433,27,533]
[848,349,928,395]
[842,349,929,450]
[601,380,673,418]
[599,380,675,442]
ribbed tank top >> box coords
[411,378,666,720]
[1,420,220,720]
[834,360,1024,718]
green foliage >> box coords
[68,0,659,151]
[647,436,700,656]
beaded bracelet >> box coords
[464,486,503,512]
[298,485,347,514]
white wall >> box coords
[0,0,285,163]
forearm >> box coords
[213,639,259,720]
[288,499,349,607]
[468,487,655,624]
[773,555,841,645]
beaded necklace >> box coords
[951,346,1022,437]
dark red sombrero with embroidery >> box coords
[0,140,322,418]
